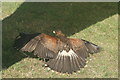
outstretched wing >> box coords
[69,38,90,59]
[69,38,100,59]
[33,34,59,59]
[81,39,100,54]
[14,33,59,59]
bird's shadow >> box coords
[2,2,118,69]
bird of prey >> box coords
[14,30,100,74]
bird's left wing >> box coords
[33,33,60,59]
[14,33,60,59]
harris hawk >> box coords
[14,30,100,74]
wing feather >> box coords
[16,33,59,59]
[69,38,89,59]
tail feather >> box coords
[14,32,40,50]
[46,51,84,73]
[82,39,101,54]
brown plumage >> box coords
[14,30,100,74]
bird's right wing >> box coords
[68,38,90,59]
[69,38,100,58]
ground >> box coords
[2,2,118,78]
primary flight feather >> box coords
[14,30,100,74]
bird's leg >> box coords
[43,58,46,62]
[42,58,49,67]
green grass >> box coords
[2,2,23,19]
[2,2,118,78]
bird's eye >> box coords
[53,31,56,33]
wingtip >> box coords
[96,46,103,53]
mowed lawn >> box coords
[2,2,118,78]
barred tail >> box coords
[46,49,86,74]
